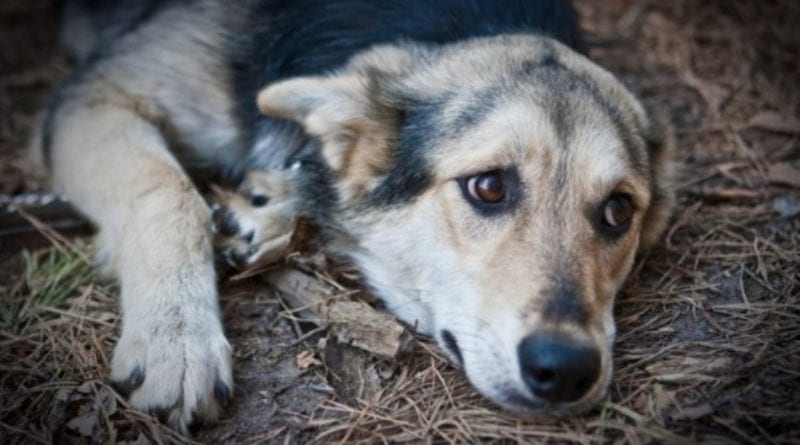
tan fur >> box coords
[213,169,298,267]
[241,35,675,414]
[30,1,240,434]
[640,111,677,248]
[37,3,674,429]
[258,76,397,199]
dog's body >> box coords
[32,0,674,433]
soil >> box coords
[1,0,799,443]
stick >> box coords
[264,268,412,359]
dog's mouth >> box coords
[496,388,602,417]
[487,371,609,417]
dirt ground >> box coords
[1,0,799,443]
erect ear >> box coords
[257,72,402,194]
[639,109,676,249]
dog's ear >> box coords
[639,110,676,249]
[256,71,404,196]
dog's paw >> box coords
[212,169,298,268]
[110,311,232,435]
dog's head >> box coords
[257,35,674,415]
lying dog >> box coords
[31,0,674,434]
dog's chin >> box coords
[478,386,607,419]
[463,366,611,418]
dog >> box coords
[30,0,674,434]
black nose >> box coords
[517,332,601,403]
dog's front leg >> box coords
[45,103,232,433]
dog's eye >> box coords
[458,168,520,216]
[601,194,634,232]
[466,172,506,204]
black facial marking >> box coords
[366,85,505,209]
[517,54,649,180]
[447,87,502,134]
[441,329,463,365]
[549,93,573,202]
[366,103,435,207]
[575,80,648,177]
[541,277,588,325]
[516,49,561,79]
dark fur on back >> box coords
[229,0,583,215]
[233,0,583,128]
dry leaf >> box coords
[653,384,676,412]
[296,350,321,370]
[696,186,760,201]
[748,111,800,134]
[672,403,714,420]
[767,163,800,188]
[646,356,732,383]
[266,269,413,359]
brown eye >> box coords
[602,194,634,230]
[467,172,506,204]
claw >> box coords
[215,209,241,236]
[214,380,231,407]
[212,169,298,270]
[111,365,145,397]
